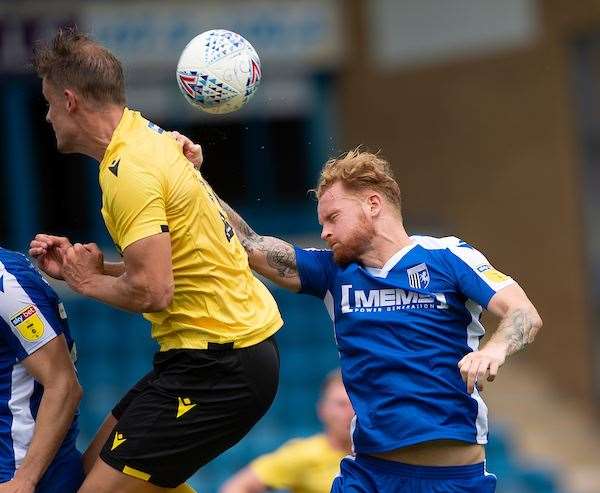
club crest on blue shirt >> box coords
[10,305,45,342]
[407,263,430,289]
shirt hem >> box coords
[156,316,283,351]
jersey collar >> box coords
[99,107,135,170]
[364,242,417,278]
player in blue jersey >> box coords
[188,146,543,493]
[0,248,83,493]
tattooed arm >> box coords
[219,200,301,292]
[458,284,542,393]
[170,132,301,290]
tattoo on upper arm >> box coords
[218,198,298,278]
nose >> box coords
[321,226,330,242]
[45,110,51,124]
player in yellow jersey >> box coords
[220,370,354,493]
[28,28,282,493]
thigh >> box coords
[82,369,156,474]
[82,413,117,474]
[99,340,279,488]
[78,458,169,493]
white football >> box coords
[176,30,262,114]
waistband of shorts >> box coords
[355,454,485,479]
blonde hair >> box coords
[315,148,401,212]
[319,369,343,399]
[33,27,126,105]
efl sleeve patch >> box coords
[0,271,60,359]
[478,265,511,283]
[10,305,45,342]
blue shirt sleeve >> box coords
[0,252,67,361]
[444,242,515,308]
[294,247,335,299]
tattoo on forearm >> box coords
[219,200,254,242]
[218,197,297,278]
[495,308,537,355]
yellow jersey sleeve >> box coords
[250,439,308,490]
[103,159,168,252]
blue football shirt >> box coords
[0,248,79,482]
[295,236,514,453]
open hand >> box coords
[458,342,507,393]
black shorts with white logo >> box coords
[99,336,279,487]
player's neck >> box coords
[359,217,413,269]
[325,432,353,453]
[76,105,125,162]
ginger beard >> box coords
[330,209,375,266]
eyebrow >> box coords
[326,209,341,221]
[318,207,340,225]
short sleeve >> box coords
[446,242,515,308]
[104,160,168,251]
[294,247,334,298]
[250,439,307,489]
[0,266,65,361]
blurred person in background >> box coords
[0,247,83,493]
[178,137,542,493]
[27,27,282,493]
[220,369,353,493]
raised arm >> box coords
[459,283,542,393]
[170,131,301,291]
[219,201,301,292]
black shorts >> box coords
[99,337,279,487]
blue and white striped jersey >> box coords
[294,236,514,454]
[0,248,79,481]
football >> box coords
[176,30,262,114]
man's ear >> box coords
[64,88,78,113]
[367,193,383,216]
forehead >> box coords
[317,182,358,216]
[41,78,52,98]
[323,379,348,400]
[42,78,60,99]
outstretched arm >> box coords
[459,284,542,393]
[169,130,301,291]
[219,201,301,292]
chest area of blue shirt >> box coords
[329,256,463,318]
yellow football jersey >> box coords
[99,108,282,350]
[250,434,347,493]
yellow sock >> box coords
[169,484,197,493]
